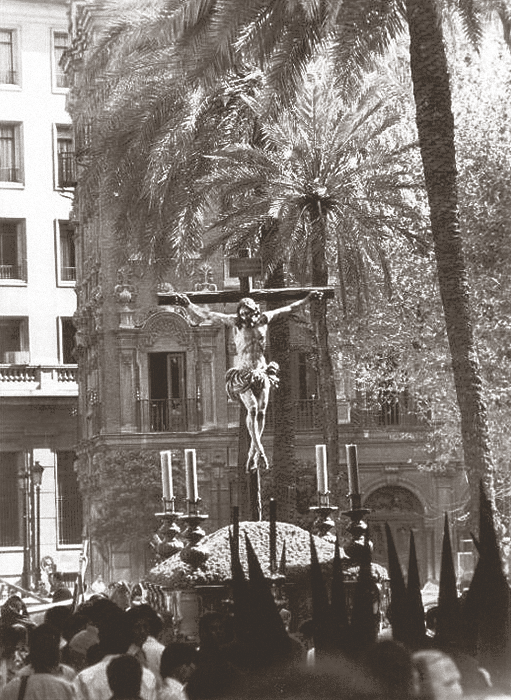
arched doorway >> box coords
[364,485,431,582]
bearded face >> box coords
[237,299,260,327]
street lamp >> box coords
[32,462,44,587]
[17,466,30,591]
[18,460,45,591]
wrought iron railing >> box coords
[60,265,77,281]
[351,392,431,429]
[0,70,17,85]
[0,262,26,280]
[0,167,22,183]
[57,152,77,188]
[139,398,203,433]
[141,394,429,433]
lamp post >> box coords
[18,459,45,591]
[32,462,44,587]
[17,465,30,591]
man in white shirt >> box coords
[73,610,156,700]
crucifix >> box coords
[158,251,334,521]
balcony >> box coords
[0,70,17,85]
[139,398,203,433]
[57,152,77,188]
[0,365,77,396]
[140,394,430,434]
[0,262,26,281]
[351,391,431,429]
[0,167,22,183]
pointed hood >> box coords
[244,533,291,666]
[350,543,378,654]
[435,514,462,650]
[228,527,251,646]
[407,530,426,649]
[475,481,511,677]
[385,523,409,645]
[330,535,350,651]
[309,533,334,654]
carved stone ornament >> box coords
[139,311,192,348]
[364,485,423,515]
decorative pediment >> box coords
[139,311,192,348]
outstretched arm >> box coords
[174,293,236,326]
[263,290,323,322]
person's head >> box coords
[44,604,73,635]
[98,610,130,655]
[125,607,150,649]
[364,640,415,700]
[107,654,142,699]
[128,604,162,640]
[87,597,123,631]
[236,298,260,327]
[413,649,463,700]
[28,623,61,673]
[1,596,30,628]
[0,624,28,666]
[160,642,197,684]
[198,612,230,650]
[52,587,73,605]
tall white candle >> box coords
[315,444,328,494]
[346,444,360,495]
[185,449,199,502]
[160,451,173,500]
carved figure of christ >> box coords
[175,291,321,472]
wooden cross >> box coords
[157,252,335,521]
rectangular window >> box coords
[58,220,76,282]
[0,123,22,183]
[0,453,21,547]
[0,317,29,363]
[56,125,76,188]
[0,29,17,85]
[0,219,26,280]
[59,317,76,364]
[52,31,68,89]
[56,451,82,545]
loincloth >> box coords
[225,362,279,401]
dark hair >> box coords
[88,598,124,630]
[86,643,104,667]
[28,624,60,673]
[0,624,28,659]
[160,643,197,680]
[363,640,415,700]
[98,611,130,655]
[126,605,162,639]
[44,605,73,634]
[107,654,142,697]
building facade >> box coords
[63,0,471,589]
[0,0,82,592]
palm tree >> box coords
[197,66,423,501]
[79,0,509,524]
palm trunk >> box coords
[310,213,339,488]
[262,222,297,523]
[406,0,494,527]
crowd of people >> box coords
[0,589,504,700]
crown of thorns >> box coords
[238,298,260,312]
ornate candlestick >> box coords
[179,449,209,566]
[310,445,338,539]
[342,444,371,563]
[152,498,184,561]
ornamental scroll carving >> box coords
[364,485,424,515]
[139,312,192,349]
